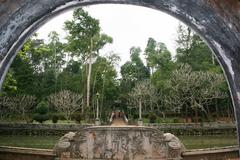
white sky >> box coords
[37,4,183,66]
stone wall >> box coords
[54,126,184,160]
[0,146,55,160]
[182,146,239,160]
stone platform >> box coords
[54,126,184,160]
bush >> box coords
[52,115,59,123]
[75,114,82,124]
[35,101,48,114]
[148,113,157,123]
[33,101,49,124]
[71,112,84,124]
[173,118,179,123]
[56,113,66,120]
[33,114,49,123]
[25,115,33,124]
[133,113,139,120]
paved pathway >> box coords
[111,118,127,126]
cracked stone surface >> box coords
[54,126,184,160]
[0,0,240,148]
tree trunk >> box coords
[195,108,198,123]
[150,97,153,112]
[100,75,105,118]
[206,105,211,121]
[92,65,101,113]
[215,98,219,120]
[81,98,84,114]
[86,38,93,108]
[185,106,188,123]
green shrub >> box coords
[173,118,179,123]
[75,114,82,124]
[35,101,48,114]
[143,118,149,123]
[33,101,49,124]
[33,114,49,123]
[148,113,157,123]
[52,115,59,123]
[71,112,84,124]
[133,113,139,120]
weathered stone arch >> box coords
[0,0,240,151]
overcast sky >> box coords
[37,4,182,66]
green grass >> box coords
[0,134,237,150]
[179,135,238,149]
[0,135,60,149]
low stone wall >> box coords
[0,146,238,160]
[0,146,55,160]
[182,146,239,160]
[0,122,236,136]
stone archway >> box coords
[0,0,240,151]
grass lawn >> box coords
[179,135,237,149]
[0,134,237,150]
[0,135,60,149]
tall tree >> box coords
[64,8,112,108]
[144,38,172,74]
[175,24,220,72]
[91,54,120,117]
[120,47,150,113]
[120,47,149,90]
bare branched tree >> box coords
[128,80,159,113]
[11,95,36,120]
[48,90,82,121]
[0,95,36,121]
[165,64,227,122]
[0,96,11,119]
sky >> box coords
[37,4,182,66]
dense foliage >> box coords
[0,9,233,123]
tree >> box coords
[144,38,172,75]
[120,47,150,112]
[48,90,82,121]
[0,96,11,119]
[9,95,36,121]
[128,80,159,114]
[165,64,227,122]
[175,24,219,72]
[64,8,113,108]
[0,95,36,121]
[1,69,17,95]
[91,53,120,117]
[9,38,36,95]
[120,47,149,93]
[174,24,231,121]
